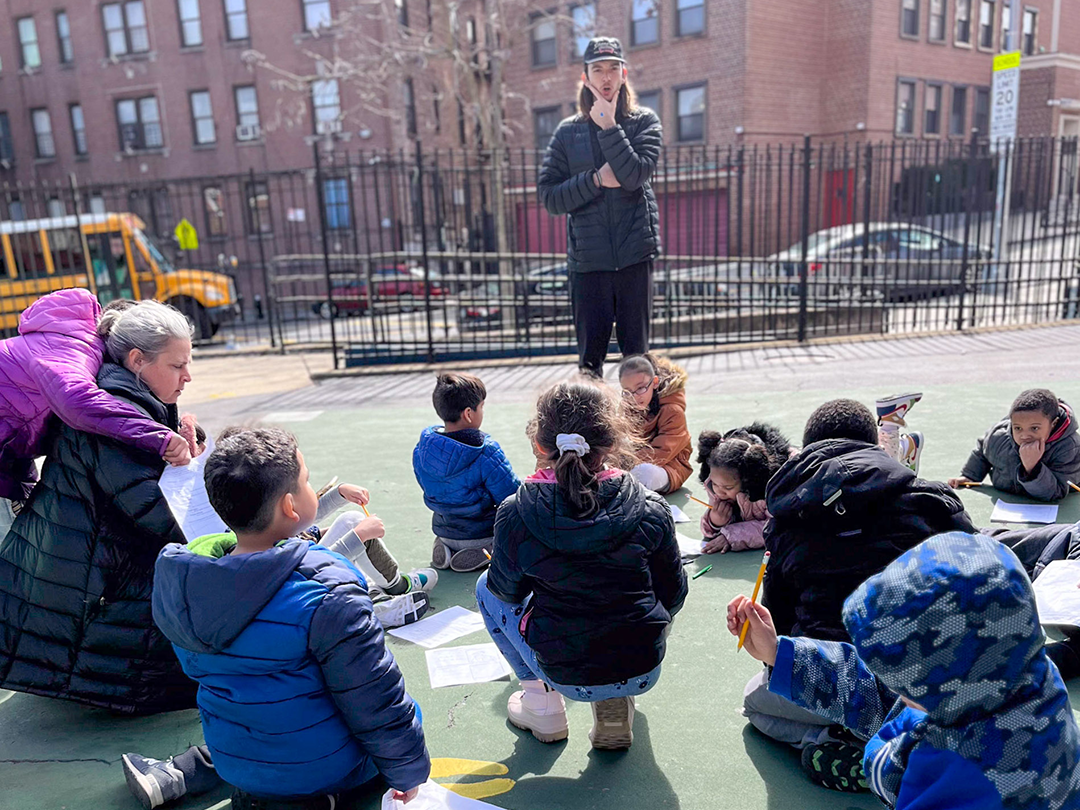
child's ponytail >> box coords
[553,434,598,516]
[696,430,724,483]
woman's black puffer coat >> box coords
[0,361,194,714]
[487,472,687,686]
[538,109,662,273]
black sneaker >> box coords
[431,540,451,570]
[801,741,869,793]
[450,546,491,573]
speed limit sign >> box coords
[990,51,1020,150]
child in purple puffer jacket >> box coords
[0,289,189,532]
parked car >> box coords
[457,264,571,331]
[314,265,445,318]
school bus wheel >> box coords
[167,296,216,342]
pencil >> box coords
[687,494,711,509]
[957,481,983,488]
[316,476,339,498]
[738,551,771,652]
[692,565,712,579]
[1068,481,1080,494]
[483,549,492,561]
[361,503,371,517]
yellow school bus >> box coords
[0,212,240,338]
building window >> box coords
[924,84,942,134]
[677,0,704,37]
[570,3,595,58]
[1023,8,1037,55]
[224,0,249,40]
[102,2,150,58]
[531,14,557,67]
[190,90,216,144]
[116,96,163,151]
[901,0,919,37]
[203,187,227,237]
[56,11,74,63]
[896,80,916,135]
[88,195,107,215]
[8,200,26,221]
[17,18,41,69]
[534,105,561,150]
[928,0,945,41]
[978,0,994,49]
[950,85,967,136]
[0,113,13,164]
[636,90,661,119]
[631,0,659,46]
[323,178,350,230]
[974,86,990,134]
[312,78,341,129]
[31,109,55,158]
[404,78,417,138]
[245,180,272,234]
[1000,2,1011,50]
[70,104,87,155]
[47,198,66,218]
[303,0,332,30]
[955,0,971,43]
[234,85,260,128]
[395,0,408,27]
[178,0,203,46]
[676,85,705,142]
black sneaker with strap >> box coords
[800,739,870,793]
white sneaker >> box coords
[507,680,569,743]
[372,591,430,628]
[403,568,438,593]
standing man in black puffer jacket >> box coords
[538,36,663,377]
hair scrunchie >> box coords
[555,433,590,457]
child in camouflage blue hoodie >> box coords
[729,532,1080,809]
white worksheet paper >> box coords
[387,606,486,648]
[667,502,691,523]
[1033,560,1080,627]
[677,532,706,557]
[382,779,511,810]
[990,499,1059,524]
[425,643,514,688]
[159,435,229,542]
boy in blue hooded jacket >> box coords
[146,427,429,809]
[729,532,1080,809]
[413,372,520,572]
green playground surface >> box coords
[4,331,1080,810]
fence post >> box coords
[414,140,435,363]
[797,135,812,342]
[247,167,278,351]
[956,129,979,331]
[313,147,340,368]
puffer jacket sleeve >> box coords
[29,343,173,457]
[94,439,186,547]
[481,441,522,507]
[487,497,531,604]
[597,111,662,191]
[959,426,994,482]
[307,582,430,792]
[642,402,691,468]
[643,494,687,616]
[538,125,603,216]
[720,519,767,552]
[1019,442,1080,501]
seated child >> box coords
[413,372,521,572]
[875,392,923,474]
[141,427,430,809]
[729,532,1080,804]
[619,354,692,494]
[697,423,791,553]
[950,388,1080,502]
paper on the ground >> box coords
[667,501,691,523]
[382,779,511,810]
[159,435,229,542]
[1033,560,1080,627]
[425,642,515,688]
[677,532,706,557]
[387,605,486,648]
[990,499,1059,524]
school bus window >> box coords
[10,231,48,279]
[49,227,83,274]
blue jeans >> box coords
[474,570,662,703]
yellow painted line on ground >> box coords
[430,758,509,778]
[445,779,516,799]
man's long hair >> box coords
[578,80,637,123]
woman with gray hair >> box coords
[0,299,199,713]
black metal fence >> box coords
[2,135,1079,367]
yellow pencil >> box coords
[361,503,371,517]
[1068,481,1080,494]
[738,551,771,652]
[957,481,983,488]
[687,494,711,509]
[483,549,492,561]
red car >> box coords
[315,265,444,318]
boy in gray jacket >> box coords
[950,388,1080,501]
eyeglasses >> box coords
[621,382,653,398]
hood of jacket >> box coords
[653,355,688,400]
[767,439,914,520]
[414,426,491,477]
[153,535,311,654]
[97,361,177,429]
[515,471,646,555]
[18,287,101,344]
[1048,400,1077,444]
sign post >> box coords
[990,47,1021,295]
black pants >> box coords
[570,261,653,375]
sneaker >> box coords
[800,741,869,793]
[875,392,922,426]
[507,680,569,743]
[431,540,451,570]
[372,591,430,628]
[449,546,492,573]
[403,568,438,593]
[122,752,188,810]
[899,431,924,475]
[588,696,635,750]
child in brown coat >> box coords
[619,354,692,494]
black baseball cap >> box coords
[583,37,625,66]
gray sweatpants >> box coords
[742,668,834,748]
[319,512,400,589]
